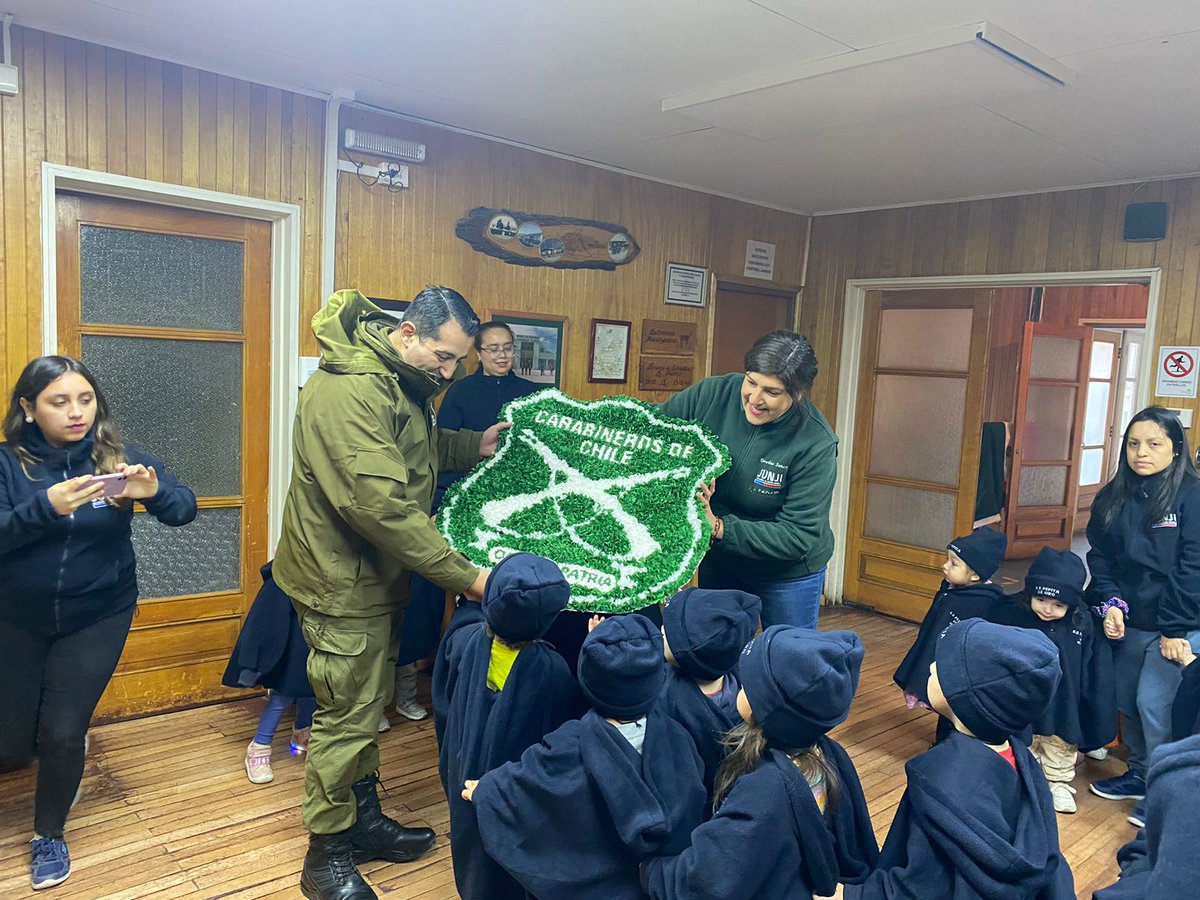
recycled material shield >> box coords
[439,389,730,613]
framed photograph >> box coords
[665,262,708,308]
[490,309,567,388]
[588,318,632,383]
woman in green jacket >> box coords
[659,330,837,628]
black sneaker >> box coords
[300,831,376,900]
[1090,769,1147,800]
[346,774,436,863]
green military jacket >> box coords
[273,290,482,618]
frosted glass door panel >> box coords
[1080,448,1104,486]
[1090,341,1115,379]
[133,508,242,599]
[81,335,243,496]
[1029,336,1083,380]
[1018,465,1068,507]
[80,225,244,332]
[868,375,965,484]
[1024,385,1077,460]
[877,308,972,372]
[864,483,957,550]
[1083,382,1112,446]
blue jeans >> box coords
[1113,625,1200,777]
[697,561,826,629]
[254,691,317,745]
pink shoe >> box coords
[245,741,274,784]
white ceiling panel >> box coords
[6,1,1200,213]
[750,0,1200,57]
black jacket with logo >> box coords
[1086,474,1200,637]
[0,426,196,637]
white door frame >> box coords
[827,267,1162,602]
[40,162,302,551]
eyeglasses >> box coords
[480,343,516,356]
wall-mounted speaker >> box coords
[1123,202,1168,242]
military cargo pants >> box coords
[294,603,403,834]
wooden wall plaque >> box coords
[639,356,695,392]
[641,319,698,356]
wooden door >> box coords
[1076,330,1122,531]
[844,290,992,621]
[1005,322,1092,557]
[55,193,271,720]
[710,283,795,376]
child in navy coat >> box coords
[1093,733,1200,899]
[893,528,1007,730]
[846,618,1074,900]
[436,553,580,900]
[463,614,706,900]
[658,587,761,809]
[644,627,879,899]
[222,561,316,784]
[991,548,1116,814]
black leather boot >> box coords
[300,831,377,900]
[346,773,436,863]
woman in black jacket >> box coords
[1086,406,1200,826]
[0,356,196,890]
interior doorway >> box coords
[833,275,1156,618]
[56,192,272,720]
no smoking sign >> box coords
[1157,346,1200,399]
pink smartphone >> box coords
[88,472,129,498]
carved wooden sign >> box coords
[639,356,695,392]
[455,207,641,270]
[641,319,699,356]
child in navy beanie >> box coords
[846,618,1075,900]
[644,627,879,899]
[658,587,762,808]
[464,614,705,900]
[893,527,1008,737]
[992,547,1116,815]
[435,553,581,900]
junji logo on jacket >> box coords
[753,458,787,490]
[1152,513,1179,528]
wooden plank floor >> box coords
[0,607,1130,898]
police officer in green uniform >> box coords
[274,286,502,900]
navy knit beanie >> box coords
[947,527,1007,581]
[739,626,864,749]
[1025,547,1087,609]
[936,618,1062,744]
[578,614,665,720]
[482,553,570,643]
[662,588,762,681]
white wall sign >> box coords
[1156,346,1200,399]
[743,239,776,280]
[664,262,708,307]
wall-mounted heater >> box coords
[1,14,19,97]
[343,128,426,163]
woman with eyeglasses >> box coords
[398,322,542,722]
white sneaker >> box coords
[1049,782,1077,814]
[1085,747,1109,761]
[377,714,391,733]
[394,698,429,721]
[245,741,274,784]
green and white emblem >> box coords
[439,389,730,613]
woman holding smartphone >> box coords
[0,355,196,890]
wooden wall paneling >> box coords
[805,174,1200,430]
[0,24,326,405]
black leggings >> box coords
[0,605,135,837]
